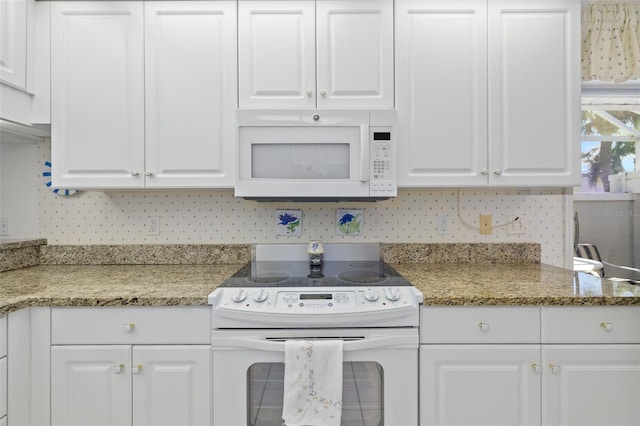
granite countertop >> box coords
[1,261,639,315]
[0,263,244,315]
[393,262,640,306]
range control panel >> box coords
[370,127,396,196]
[212,287,419,314]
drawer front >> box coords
[52,306,211,345]
[542,306,640,344]
[421,306,540,343]
[0,317,5,358]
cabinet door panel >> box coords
[421,345,541,426]
[543,345,640,426]
[316,0,393,108]
[51,346,132,426]
[133,346,211,426]
[0,0,27,89]
[51,1,145,189]
[488,0,580,186]
[145,1,236,188]
[238,0,315,109]
[396,0,488,186]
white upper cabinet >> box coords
[238,0,394,109]
[488,0,580,187]
[396,0,488,186]
[51,1,145,189]
[396,0,580,187]
[0,0,28,90]
[51,1,237,189]
[144,1,237,188]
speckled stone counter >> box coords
[0,263,244,315]
[0,238,47,272]
[392,263,640,306]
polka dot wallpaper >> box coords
[35,142,569,266]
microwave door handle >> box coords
[359,131,370,182]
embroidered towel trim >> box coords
[282,340,343,426]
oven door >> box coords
[212,328,418,426]
[236,110,370,199]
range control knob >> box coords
[253,289,268,303]
[384,288,400,302]
[231,289,247,303]
[364,289,379,302]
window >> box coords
[580,81,640,193]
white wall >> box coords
[0,141,40,239]
[26,141,570,266]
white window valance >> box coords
[582,2,640,82]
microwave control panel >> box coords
[370,127,395,196]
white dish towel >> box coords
[282,340,344,426]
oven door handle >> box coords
[213,333,418,352]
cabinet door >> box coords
[238,0,315,109]
[51,1,145,189]
[543,345,640,426]
[420,345,541,426]
[396,0,488,187]
[51,345,132,426]
[488,0,580,186]
[0,0,27,89]
[316,0,393,109]
[132,346,211,426]
[145,1,237,188]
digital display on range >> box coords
[299,294,333,300]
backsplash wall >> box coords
[31,142,569,267]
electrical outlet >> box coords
[148,216,160,236]
[479,214,492,235]
[507,217,527,235]
[0,217,8,236]
[437,214,449,235]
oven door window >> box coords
[247,362,384,426]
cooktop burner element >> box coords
[221,260,406,287]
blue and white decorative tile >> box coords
[275,209,302,237]
[336,209,363,236]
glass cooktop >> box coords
[220,260,412,288]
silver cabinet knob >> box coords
[131,364,143,375]
[320,90,327,97]
[479,322,490,332]
[549,364,561,374]
[600,322,613,332]
[113,364,125,375]
[145,170,154,176]
[131,170,140,176]
[306,90,313,97]
[480,168,489,175]
[493,168,503,175]
[531,363,543,374]
[122,323,135,332]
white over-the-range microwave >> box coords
[235,110,396,201]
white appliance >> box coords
[235,110,396,201]
[208,243,422,425]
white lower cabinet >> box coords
[0,316,6,426]
[51,307,211,426]
[420,306,640,426]
[420,307,541,426]
[51,345,211,426]
[420,345,541,426]
[541,306,640,426]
